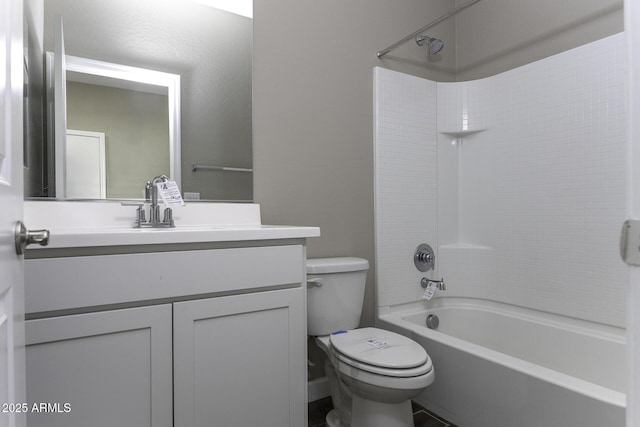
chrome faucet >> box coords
[124,175,175,228]
[148,175,170,225]
[421,277,446,291]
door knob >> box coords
[14,221,50,255]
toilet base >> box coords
[350,396,414,427]
[326,409,349,427]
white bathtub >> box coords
[377,297,626,427]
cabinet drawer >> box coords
[26,244,304,314]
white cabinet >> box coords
[24,243,309,427]
[25,304,173,427]
[174,288,306,427]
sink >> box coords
[23,200,320,249]
[25,200,262,229]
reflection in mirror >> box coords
[25,0,253,201]
[49,55,181,199]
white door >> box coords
[65,130,106,199]
[0,0,26,426]
[627,0,640,425]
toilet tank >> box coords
[306,257,369,336]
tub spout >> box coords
[421,277,445,290]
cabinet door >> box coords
[174,288,306,427]
[25,304,173,427]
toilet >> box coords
[307,257,434,427]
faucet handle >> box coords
[137,206,146,223]
[121,202,147,227]
[163,207,173,225]
[144,181,153,201]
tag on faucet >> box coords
[155,180,185,207]
[422,282,437,301]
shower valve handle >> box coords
[416,251,433,263]
[414,244,435,272]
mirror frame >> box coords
[47,54,182,194]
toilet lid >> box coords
[329,327,428,370]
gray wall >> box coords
[253,0,457,328]
[253,0,624,329]
[455,0,624,80]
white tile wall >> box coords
[374,67,439,307]
[374,33,629,327]
[437,80,488,133]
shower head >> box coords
[416,34,444,55]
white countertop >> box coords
[25,200,320,249]
[33,224,320,249]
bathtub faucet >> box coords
[421,277,446,291]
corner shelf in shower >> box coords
[438,129,486,138]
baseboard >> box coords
[308,377,330,402]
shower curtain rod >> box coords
[376,0,481,59]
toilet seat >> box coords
[314,327,435,408]
[329,328,432,378]
[332,349,433,378]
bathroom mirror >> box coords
[49,53,181,199]
[26,0,253,201]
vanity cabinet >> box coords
[24,241,311,427]
[25,305,173,427]
[173,288,305,426]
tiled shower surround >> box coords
[374,33,628,327]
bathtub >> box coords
[377,297,626,427]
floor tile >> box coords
[308,398,456,427]
[413,410,449,427]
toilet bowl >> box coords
[316,328,434,427]
[307,258,435,427]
